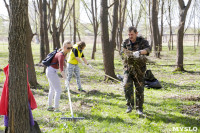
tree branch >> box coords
[3,0,10,17]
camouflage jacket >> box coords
[121,36,151,72]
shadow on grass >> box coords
[160,81,200,90]
[145,110,200,128]
[76,112,135,125]
[184,70,200,75]
[86,90,123,100]
[64,93,126,109]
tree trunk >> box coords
[91,0,99,59]
[43,0,49,55]
[176,0,192,71]
[135,5,142,29]
[26,16,38,87]
[193,5,196,52]
[8,0,30,132]
[91,34,97,59]
[160,0,164,51]
[58,0,68,44]
[61,29,65,44]
[168,0,172,51]
[149,1,153,48]
[152,0,160,58]
[100,0,117,80]
[51,0,61,49]
[73,0,76,44]
[39,0,45,63]
[77,28,81,41]
[110,0,119,49]
[198,22,200,46]
[118,0,127,50]
[43,0,49,73]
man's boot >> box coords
[137,109,143,115]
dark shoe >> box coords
[137,109,143,115]
[47,107,55,111]
[126,106,132,113]
[78,88,86,93]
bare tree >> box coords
[8,0,30,132]
[43,0,50,56]
[160,0,164,51]
[81,0,100,59]
[152,0,161,58]
[167,0,174,50]
[72,0,76,44]
[176,0,192,71]
[91,0,99,59]
[110,0,119,53]
[100,0,117,79]
[39,0,45,62]
[49,0,68,49]
[127,0,142,29]
[117,0,127,51]
[198,22,200,46]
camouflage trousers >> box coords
[66,63,82,89]
[123,68,145,111]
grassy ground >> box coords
[0,42,200,133]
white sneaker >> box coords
[137,109,143,115]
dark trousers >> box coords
[123,70,145,111]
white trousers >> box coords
[46,66,62,109]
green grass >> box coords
[0,43,200,133]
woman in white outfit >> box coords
[46,41,72,112]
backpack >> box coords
[42,49,58,66]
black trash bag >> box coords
[144,70,162,89]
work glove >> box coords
[81,62,86,66]
[61,71,66,79]
[133,51,140,58]
[87,64,93,69]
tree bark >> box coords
[73,0,76,44]
[110,0,119,49]
[43,0,49,55]
[152,0,161,58]
[42,0,50,73]
[118,0,127,51]
[91,0,99,59]
[100,0,117,80]
[26,16,38,87]
[176,0,192,71]
[39,0,45,63]
[160,0,164,51]
[51,0,60,49]
[8,0,30,132]
[168,0,172,51]
[148,1,153,48]
[198,22,200,46]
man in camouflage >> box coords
[121,26,151,115]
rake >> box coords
[61,81,84,121]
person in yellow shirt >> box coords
[66,41,92,92]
